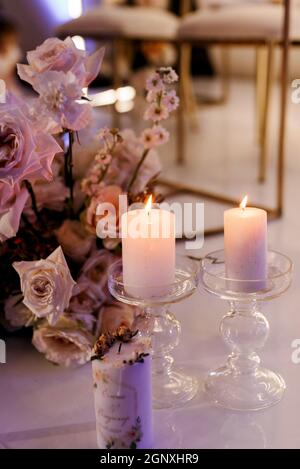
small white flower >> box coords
[141,128,158,149]
[159,67,179,84]
[146,72,164,92]
[95,150,112,166]
[146,89,160,103]
[153,125,170,146]
[144,103,169,123]
[97,127,115,151]
[162,90,179,112]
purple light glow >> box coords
[41,0,71,23]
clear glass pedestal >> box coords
[200,249,293,411]
[108,255,199,409]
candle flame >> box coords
[240,195,248,210]
[145,195,153,214]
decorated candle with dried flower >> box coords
[92,327,153,449]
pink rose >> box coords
[0,181,29,242]
[17,37,105,88]
[55,220,95,263]
[29,71,93,133]
[0,92,62,186]
[85,185,123,236]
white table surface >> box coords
[0,224,299,449]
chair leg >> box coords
[220,46,230,104]
[277,1,290,216]
[258,42,274,183]
[112,38,123,129]
[256,45,268,147]
[181,43,199,130]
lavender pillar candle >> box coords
[92,328,153,449]
[224,196,267,292]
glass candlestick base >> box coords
[108,255,199,409]
[200,250,293,411]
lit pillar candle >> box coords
[121,196,176,298]
[224,196,267,292]
[92,330,153,450]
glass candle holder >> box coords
[108,255,199,409]
[200,249,293,411]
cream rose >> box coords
[13,246,76,326]
[55,220,95,263]
[4,293,34,331]
[32,316,93,367]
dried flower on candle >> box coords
[91,327,139,361]
[123,352,150,366]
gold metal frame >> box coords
[169,0,290,235]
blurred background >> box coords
[2,0,299,81]
[0,0,299,232]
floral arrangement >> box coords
[0,37,179,367]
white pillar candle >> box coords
[92,331,153,450]
[224,196,267,292]
[121,197,175,298]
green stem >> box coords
[21,212,43,239]
[24,181,45,228]
[127,149,149,193]
[99,163,110,184]
[64,137,69,187]
[68,130,75,209]
[97,138,119,185]
[64,130,75,217]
